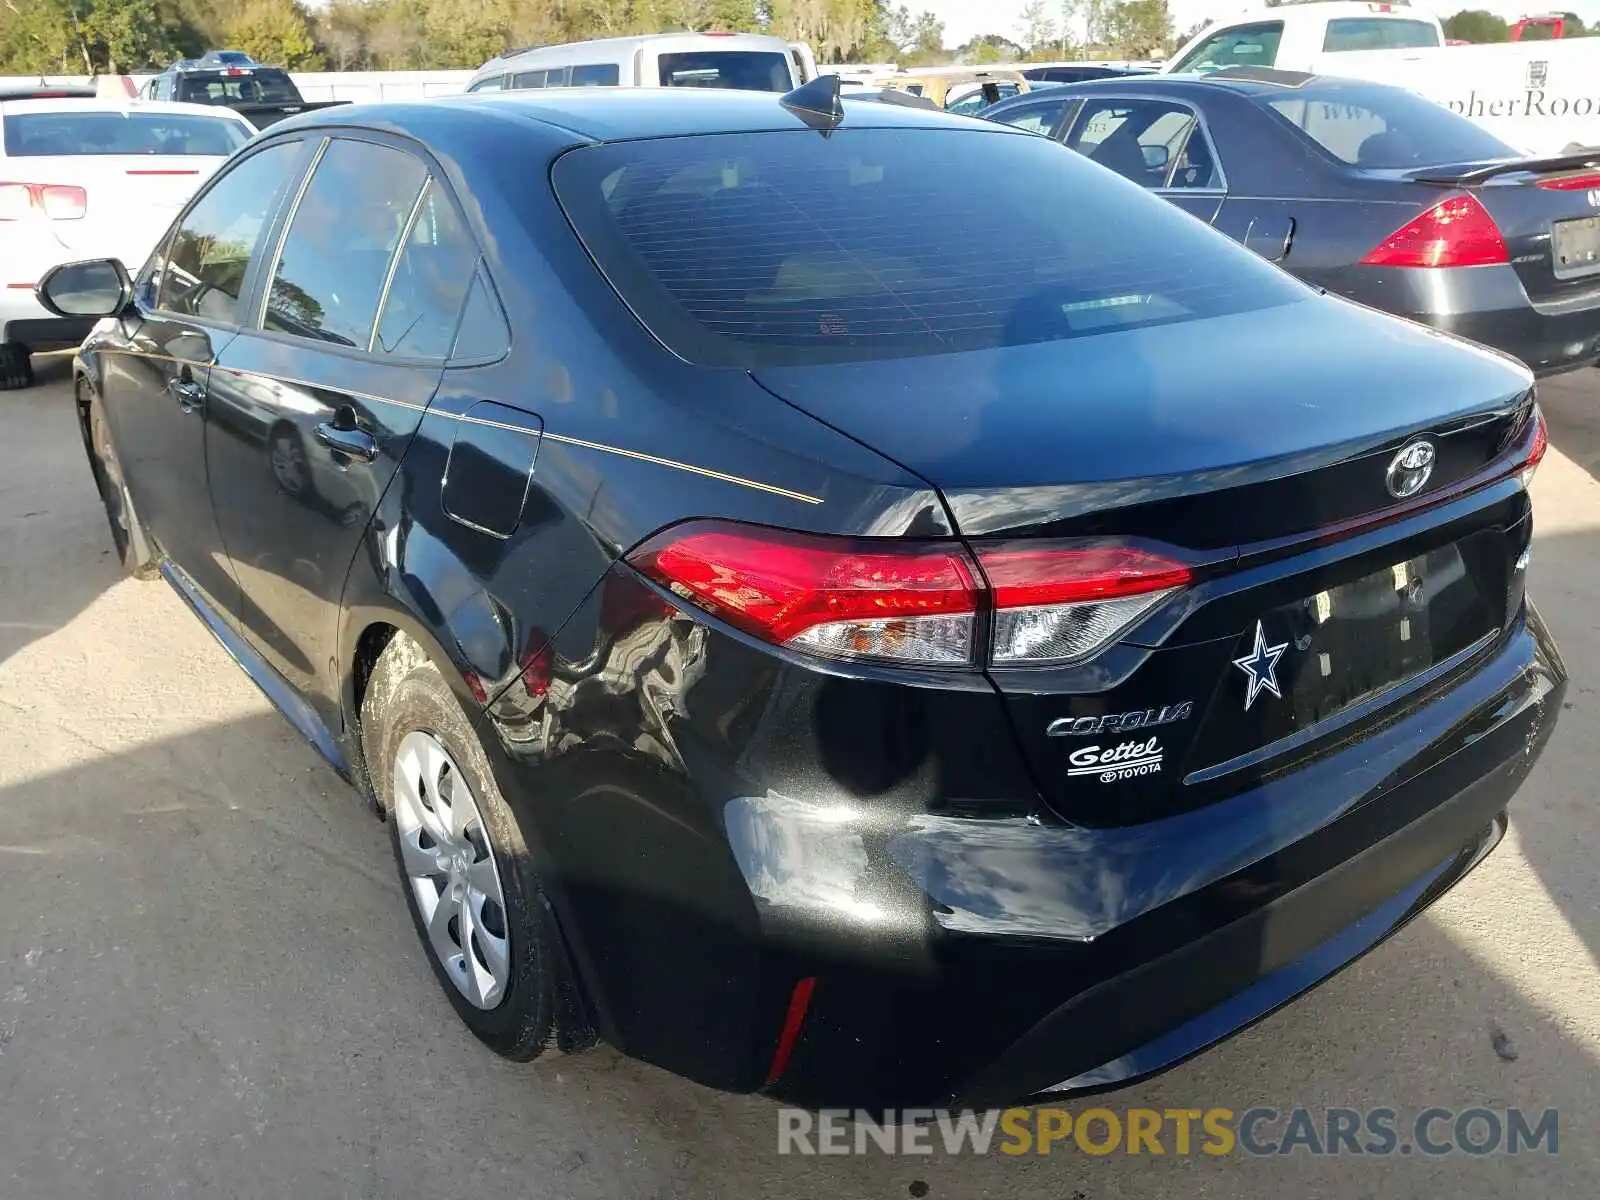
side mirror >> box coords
[1142,144,1171,171]
[35,258,131,319]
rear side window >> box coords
[1322,19,1440,51]
[375,181,480,360]
[2,112,249,157]
[1171,22,1284,72]
[571,63,620,86]
[552,128,1303,367]
[1263,87,1515,167]
[159,141,302,323]
[657,51,791,91]
[264,139,427,348]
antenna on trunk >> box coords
[781,74,844,131]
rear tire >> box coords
[0,344,32,391]
[84,384,159,580]
[363,640,570,1061]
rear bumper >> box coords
[764,604,1563,1108]
[1344,264,1600,377]
[487,584,1564,1109]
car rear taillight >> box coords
[626,521,1191,669]
[1535,172,1600,190]
[974,543,1192,665]
[0,182,86,220]
[1518,406,1549,489]
[627,522,979,666]
[1360,194,1507,268]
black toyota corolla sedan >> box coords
[983,68,1600,377]
[38,80,1564,1109]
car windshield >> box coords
[1261,86,1517,168]
[176,69,299,104]
[656,51,792,91]
[551,126,1306,367]
[1,111,251,156]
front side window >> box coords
[990,97,1071,136]
[264,139,427,348]
[657,51,791,92]
[1263,86,1515,168]
[1170,21,1284,72]
[158,141,303,324]
[551,127,1302,366]
[1322,19,1441,51]
[374,181,480,360]
[2,112,250,157]
[1067,100,1221,190]
[469,75,506,93]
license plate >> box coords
[1552,216,1600,279]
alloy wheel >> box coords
[391,730,512,1010]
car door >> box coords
[1063,97,1226,224]
[96,137,309,617]
[206,134,482,729]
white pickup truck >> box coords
[1164,0,1600,155]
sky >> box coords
[921,0,1600,50]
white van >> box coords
[467,33,816,95]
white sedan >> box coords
[0,97,254,389]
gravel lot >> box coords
[1,352,1596,1199]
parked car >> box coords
[1162,0,1600,155]
[881,67,1031,111]
[983,69,1600,376]
[139,50,348,129]
[0,96,254,389]
[466,32,816,94]
[44,79,1562,1109]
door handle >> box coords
[314,422,379,463]
[166,377,204,412]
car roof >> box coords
[995,68,1401,102]
[276,86,1017,145]
[0,97,254,121]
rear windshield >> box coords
[551,127,1305,367]
[1262,87,1515,168]
[657,51,791,91]
[176,69,299,104]
[1322,18,1440,51]
[2,111,251,157]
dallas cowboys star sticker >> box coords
[1233,620,1288,711]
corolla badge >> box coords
[1233,620,1287,711]
[1045,702,1193,738]
[1385,438,1436,499]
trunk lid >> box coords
[1405,156,1600,305]
[753,295,1539,826]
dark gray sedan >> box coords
[984,67,1600,376]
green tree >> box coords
[1017,0,1057,54]
[225,0,324,68]
[960,33,1021,63]
[0,0,195,73]
[1442,9,1509,42]
[1101,0,1170,56]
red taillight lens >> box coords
[976,543,1192,665]
[1535,172,1600,190]
[1360,194,1508,268]
[0,182,86,220]
[628,522,1192,669]
[1519,405,1548,489]
[627,521,979,666]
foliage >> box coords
[0,0,955,73]
[1441,9,1508,43]
[1100,0,1170,57]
